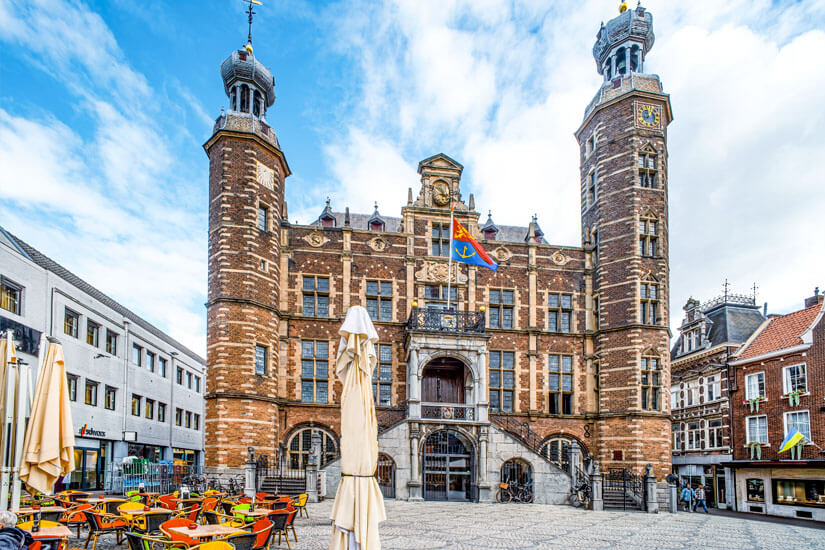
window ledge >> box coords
[781,392,810,399]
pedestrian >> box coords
[694,484,709,514]
[0,511,33,550]
[679,484,693,512]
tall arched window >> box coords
[230,87,237,111]
[286,425,338,470]
[640,274,659,325]
[253,90,261,117]
[641,350,661,411]
[240,85,250,113]
[538,435,576,472]
[501,458,532,486]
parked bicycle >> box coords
[497,479,534,503]
[569,477,592,508]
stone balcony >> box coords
[406,308,486,335]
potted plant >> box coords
[743,396,765,412]
[747,441,764,460]
[782,390,803,406]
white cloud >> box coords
[0,0,206,353]
[320,0,825,335]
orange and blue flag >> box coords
[451,218,498,271]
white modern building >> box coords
[0,226,205,491]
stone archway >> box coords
[422,429,475,501]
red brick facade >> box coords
[204,6,676,483]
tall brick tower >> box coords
[576,4,673,479]
[203,42,290,469]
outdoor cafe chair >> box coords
[207,512,247,529]
[264,513,289,550]
[189,542,235,550]
[134,511,172,536]
[175,504,201,524]
[253,494,272,501]
[218,532,254,550]
[201,499,219,514]
[157,496,177,511]
[229,505,256,525]
[159,518,201,547]
[218,502,235,516]
[282,510,297,544]
[83,510,128,550]
[125,532,187,550]
[291,494,308,518]
[103,500,128,515]
[60,504,93,538]
[125,491,147,504]
[249,519,273,550]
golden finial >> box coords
[619,1,629,13]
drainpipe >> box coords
[170,351,179,460]
[725,347,737,512]
[122,320,131,438]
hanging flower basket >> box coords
[747,441,765,460]
[743,397,765,412]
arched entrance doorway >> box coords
[376,453,395,499]
[423,430,474,501]
[421,358,466,403]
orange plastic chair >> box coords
[60,503,93,538]
[157,495,177,510]
[201,498,219,513]
[159,518,199,547]
[250,519,273,550]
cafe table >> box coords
[233,508,271,518]
[21,524,74,539]
[11,507,66,515]
[167,524,240,541]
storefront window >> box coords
[174,448,197,467]
[128,443,162,462]
[747,478,765,502]
[773,479,825,507]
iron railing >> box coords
[105,461,202,495]
[489,415,553,464]
[377,401,408,434]
[604,468,645,511]
[421,403,475,421]
[407,308,485,334]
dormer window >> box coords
[370,220,384,232]
[321,217,335,229]
[483,229,497,241]
[481,211,499,241]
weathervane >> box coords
[243,0,262,50]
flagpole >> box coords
[447,202,454,311]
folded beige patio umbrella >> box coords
[20,342,75,494]
[330,306,386,550]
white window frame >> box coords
[744,372,765,400]
[707,419,724,449]
[782,363,807,395]
[672,425,682,451]
[687,422,702,450]
[783,410,811,441]
[670,387,679,410]
[745,414,769,445]
[706,375,721,402]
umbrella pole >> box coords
[0,333,17,510]
[11,349,33,508]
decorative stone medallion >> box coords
[551,250,569,265]
[493,247,513,262]
[415,261,468,285]
[303,231,329,248]
[368,236,389,252]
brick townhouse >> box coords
[724,290,825,521]
[670,291,765,509]
[204,4,676,506]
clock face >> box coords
[636,103,661,129]
[432,181,450,206]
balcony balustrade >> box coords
[406,308,486,334]
[421,403,475,422]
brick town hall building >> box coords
[205,5,674,505]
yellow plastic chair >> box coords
[118,502,148,528]
[292,494,308,518]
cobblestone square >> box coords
[295,500,825,550]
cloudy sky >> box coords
[1,0,823,353]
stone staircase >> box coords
[259,475,306,495]
[603,489,642,511]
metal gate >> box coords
[376,453,396,499]
[604,468,645,510]
[422,430,474,501]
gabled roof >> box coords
[735,302,824,361]
[0,226,205,364]
[417,153,464,174]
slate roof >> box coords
[311,210,547,244]
[736,302,823,361]
[0,226,204,364]
[671,301,765,360]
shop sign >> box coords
[79,424,106,438]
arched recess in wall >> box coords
[284,423,339,469]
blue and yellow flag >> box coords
[779,428,805,453]
[451,218,498,272]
